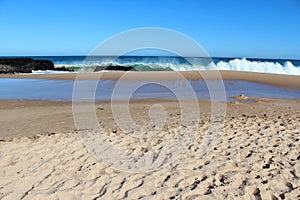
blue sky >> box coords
[0,0,299,59]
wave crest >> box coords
[215,58,300,75]
[53,57,300,75]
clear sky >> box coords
[0,0,299,59]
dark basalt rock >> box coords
[0,58,55,73]
[94,65,136,72]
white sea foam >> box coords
[215,58,300,75]
[32,70,76,74]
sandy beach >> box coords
[0,82,300,199]
[0,71,300,89]
[0,71,299,199]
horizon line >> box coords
[0,55,300,61]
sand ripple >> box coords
[0,114,299,199]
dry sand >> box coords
[0,97,300,199]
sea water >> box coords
[0,78,299,101]
[1,56,300,75]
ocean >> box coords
[1,56,299,101]
[2,56,300,75]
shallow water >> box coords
[0,78,299,101]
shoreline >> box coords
[0,70,299,89]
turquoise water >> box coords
[0,78,299,101]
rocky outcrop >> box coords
[0,58,56,73]
[94,65,136,72]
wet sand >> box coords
[0,70,300,89]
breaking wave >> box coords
[215,58,300,75]
[36,56,299,75]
